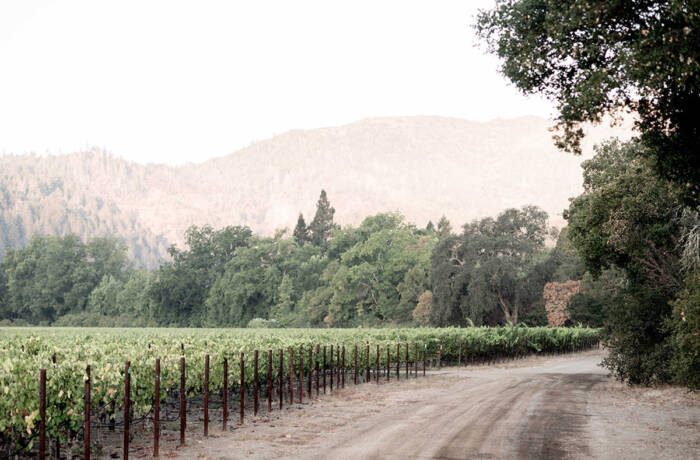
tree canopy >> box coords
[476,0,700,201]
[431,206,563,326]
[150,225,252,326]
[565,140,688,383]
[0,202,580,330]
[0,235,130,323]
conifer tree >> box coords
[293,213,308,246]
[309,190,336,247]
[436,216,452,239]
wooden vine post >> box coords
[153,360,159,457]
[353,344,358,385]
[307,346,313,398]
[278,350,284,410]
[240,352,245,424]
[254,350,259,416]
[222,357,228,430]
[124,361,131,460]
[298,346,303,403]
[289,348,294,404]
[375,344,380,383]
[39,369,46,460]
[84,364,91,460]
[179,356,186,447]
[267,350,272,412]
[365,343,370,382]
[204,354,209,436]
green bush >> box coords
[668,273,700,389]
[601,285,673,385]
[518,299,548,326]
[568,293,605,327]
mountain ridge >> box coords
[0,116,631,267]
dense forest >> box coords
[0,190,585,329]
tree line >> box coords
[0,145,697,389]
[0,189,590,330]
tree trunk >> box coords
[497,294,517,326]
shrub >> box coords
[668,273,700,389]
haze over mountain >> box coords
[0,116,630,267]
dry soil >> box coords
[119,351,699,460]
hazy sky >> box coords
[0,1,554,164]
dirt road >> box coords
[164,351,699,460]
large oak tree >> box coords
[476,1,700,202]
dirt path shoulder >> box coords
[150,351,698,460]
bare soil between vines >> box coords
[106,351,699,459]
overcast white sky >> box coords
[0,1,555,165]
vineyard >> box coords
[0,326,599,458]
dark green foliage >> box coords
[568,293,604,328]
[309,190,337,247]
[602,284,674,385]
[0,267,7,320]
[431,206,563,326]
[0,205,585,331]
[87,275,122,316]
[668,272,700,388]
[0,235,129,323]
[149,225,252,326]
[293,213,309,246]
[549,227,586,281]
[436,215,452,239]
[519,299,548,326]
[464,206,550,325]
[566,140,683,282]
[476,0,700,202]
[204,245,278,327]
[565,140,691,384]
[299,213,436,327]
[568,269,624,327]
[51,311,151,327]
[429,235,470,326]
[204,234,327,327]
[88,270,154,318]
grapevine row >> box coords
[0,326,600,456]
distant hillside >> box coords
[0,154,170,267]
[0,116,630,267]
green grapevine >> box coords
[0,326,599,454]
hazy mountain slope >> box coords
[0,116,630,266]
[0,153,170,267]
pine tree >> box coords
[309,190,336,247]
[293,213,308,246]
[436,216,452,239]
[425,220,435,234]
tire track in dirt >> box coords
[432,377,539,459]
[298,355,607,459]
[515,373,605,459]
[164,352,700,460]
